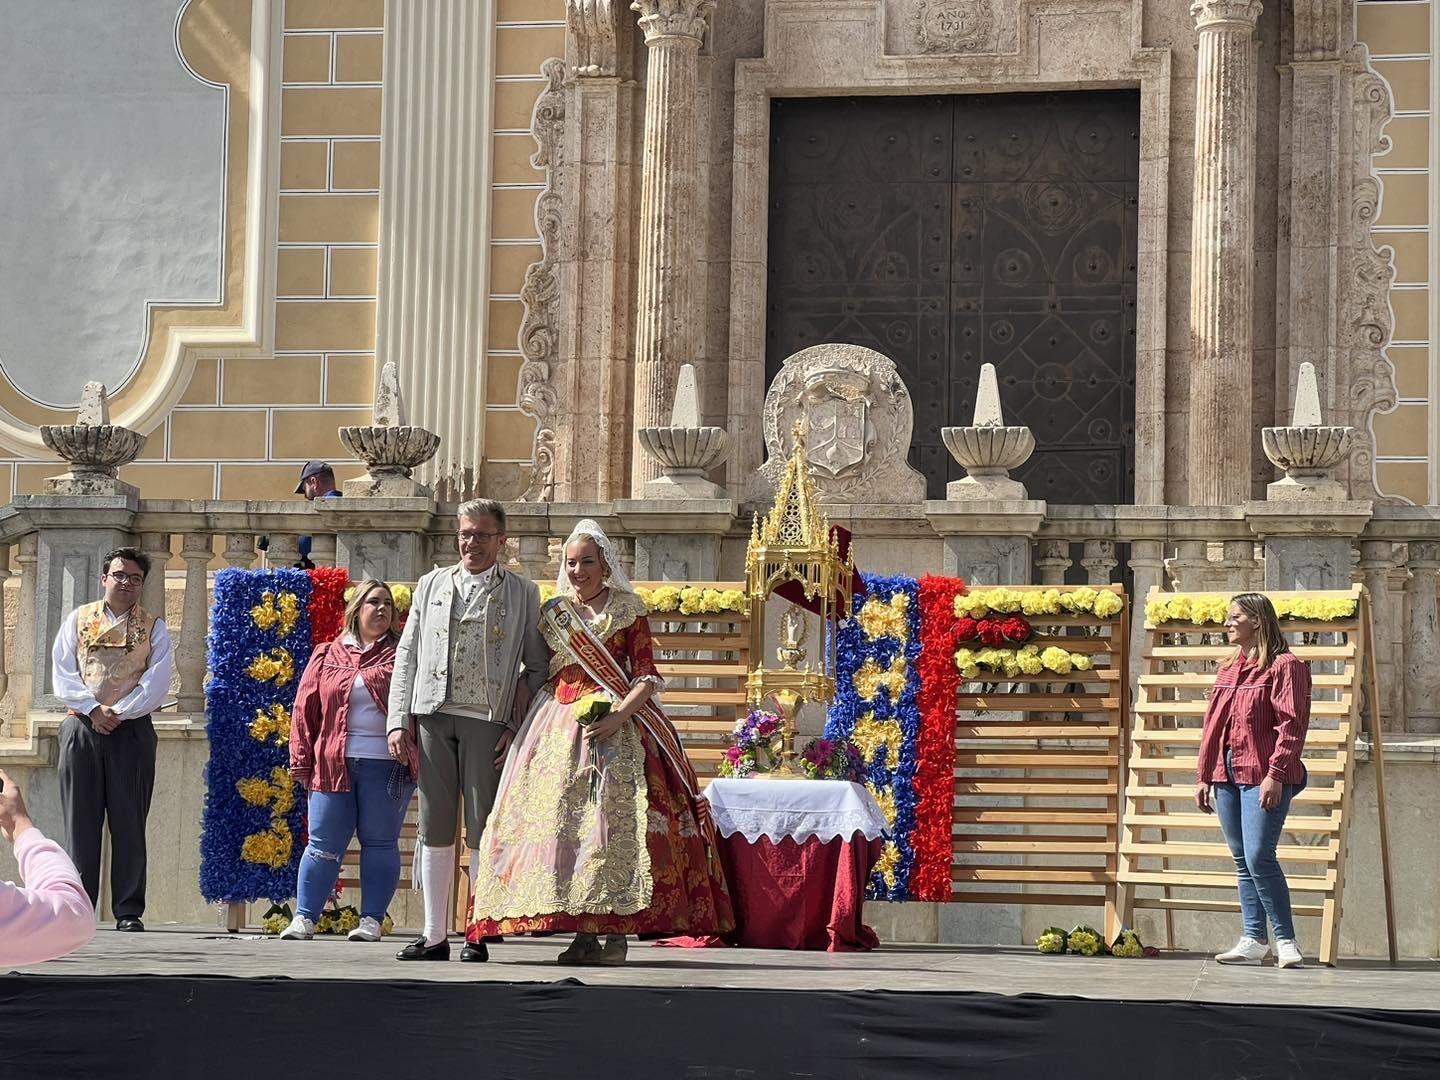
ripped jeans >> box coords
[297,757,415,921]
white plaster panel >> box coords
[0,0,225,405]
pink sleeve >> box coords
[0,827,95,967]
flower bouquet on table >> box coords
[572,692,614,803]
[1110,928,1152,959]
[1036,926,1069,954]
[1067,925,1105,957]
[799,736,864,782]
[717,707,783,778]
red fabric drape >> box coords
[659,833,881,952]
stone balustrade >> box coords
[1,495,1439,747]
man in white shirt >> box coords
[50,547,174,932]
[387,500,546,962]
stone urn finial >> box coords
[1262,362,1354,501]
[339,361,441,497]
[939,364,1035,500]
[636,363,730,499]
[39,382,147,496]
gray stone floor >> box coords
[14,926,1440,1012]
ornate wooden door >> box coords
[766,91,1139,503]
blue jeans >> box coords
[297,757,415,920]
[1213,749,1305,942]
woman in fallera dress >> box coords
[465,520,733,964]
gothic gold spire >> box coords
[762,421,828,547]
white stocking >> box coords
[420,843,454,946]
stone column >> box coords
[629,0,715,493]
[1034,540,1071,586]
[927,503,1046,586]
[1404,543,1440,734]
[175,534,213,715]
[1187,0,1261,506]
[140,533,172,620]
[1359,540,1401,733]
[10,535,37,720]
[222,533,256,570]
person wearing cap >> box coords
[295,461,342,569]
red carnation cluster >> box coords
[956,615,1032,646]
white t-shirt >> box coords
[342,635,391,760]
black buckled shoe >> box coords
[460,941,489,963]
[116,916,145,932]
[395,936,450,961]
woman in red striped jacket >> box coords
[284,581,418,943]
[1194,592,1312,970]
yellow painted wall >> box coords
[8,1,563,499]
[1361,0,1433,504]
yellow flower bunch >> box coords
[635,585,748,616]
[866,783,898,828]
[572,692,612,724]
[240,823,293,869]
[343,583,414,613]
[262,912,290,935]
[857,593,909,644]
[873,840,901,889]
[236,767,297,816]
[251,590,301,638]
[956,587,1124,619]
[851,712,903,768]
[246,647,295,688]
[1145,593,1358,625]
[249,703,291,747]
[852,655,908,703]
[955,644,1094,679]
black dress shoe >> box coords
[460,942,489,963]
[116,917,145,932]
[395,936,450,961]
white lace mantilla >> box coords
[701,779,889,844]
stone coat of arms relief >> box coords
[911,0,995,53]
[760,343,927,504]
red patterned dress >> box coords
[466,589,733,939]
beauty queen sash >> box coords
[541,596,720,852]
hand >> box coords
[0,769,36,843]
[583,710,628,745]
[493,728,515,769]
[388,728,415,762]
[1259,775,1283,811]
[89,706,120,735]
[1194,781,1213,813]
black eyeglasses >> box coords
[458,531,501,544]
[106,572,145,585]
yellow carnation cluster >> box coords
[852,655,908,703]
[318,908,362,935]
[873,840,901,889]
[247,647,295,688]
[343,582,414,613]
[237,767,297,815]
[240,823,293,869]
[249,703,291,747]
[1145,593,1358,626]
[262,912,290,935]
[851,712,903,768]
[635,585,747,616]
[857,593,909,643]
[955,645,1094,680]
[956,587,1123,620]
[867,784,898,828]
[251,590,301,638]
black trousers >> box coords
[57,711,157,919]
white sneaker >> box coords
[1215,936,1270,965]
[347,916,383,942]
[278,915,315,941]
[1275,939,1304,969]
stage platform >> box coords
[4,927,1440,1078]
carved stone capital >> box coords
[568,0,619,77]
[1190,0,1261,32]
[630,0,714,45]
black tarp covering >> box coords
[3,974,1439,1079]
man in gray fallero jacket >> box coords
[386,498,546,962]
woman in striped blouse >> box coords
[1194,592,1312,969]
